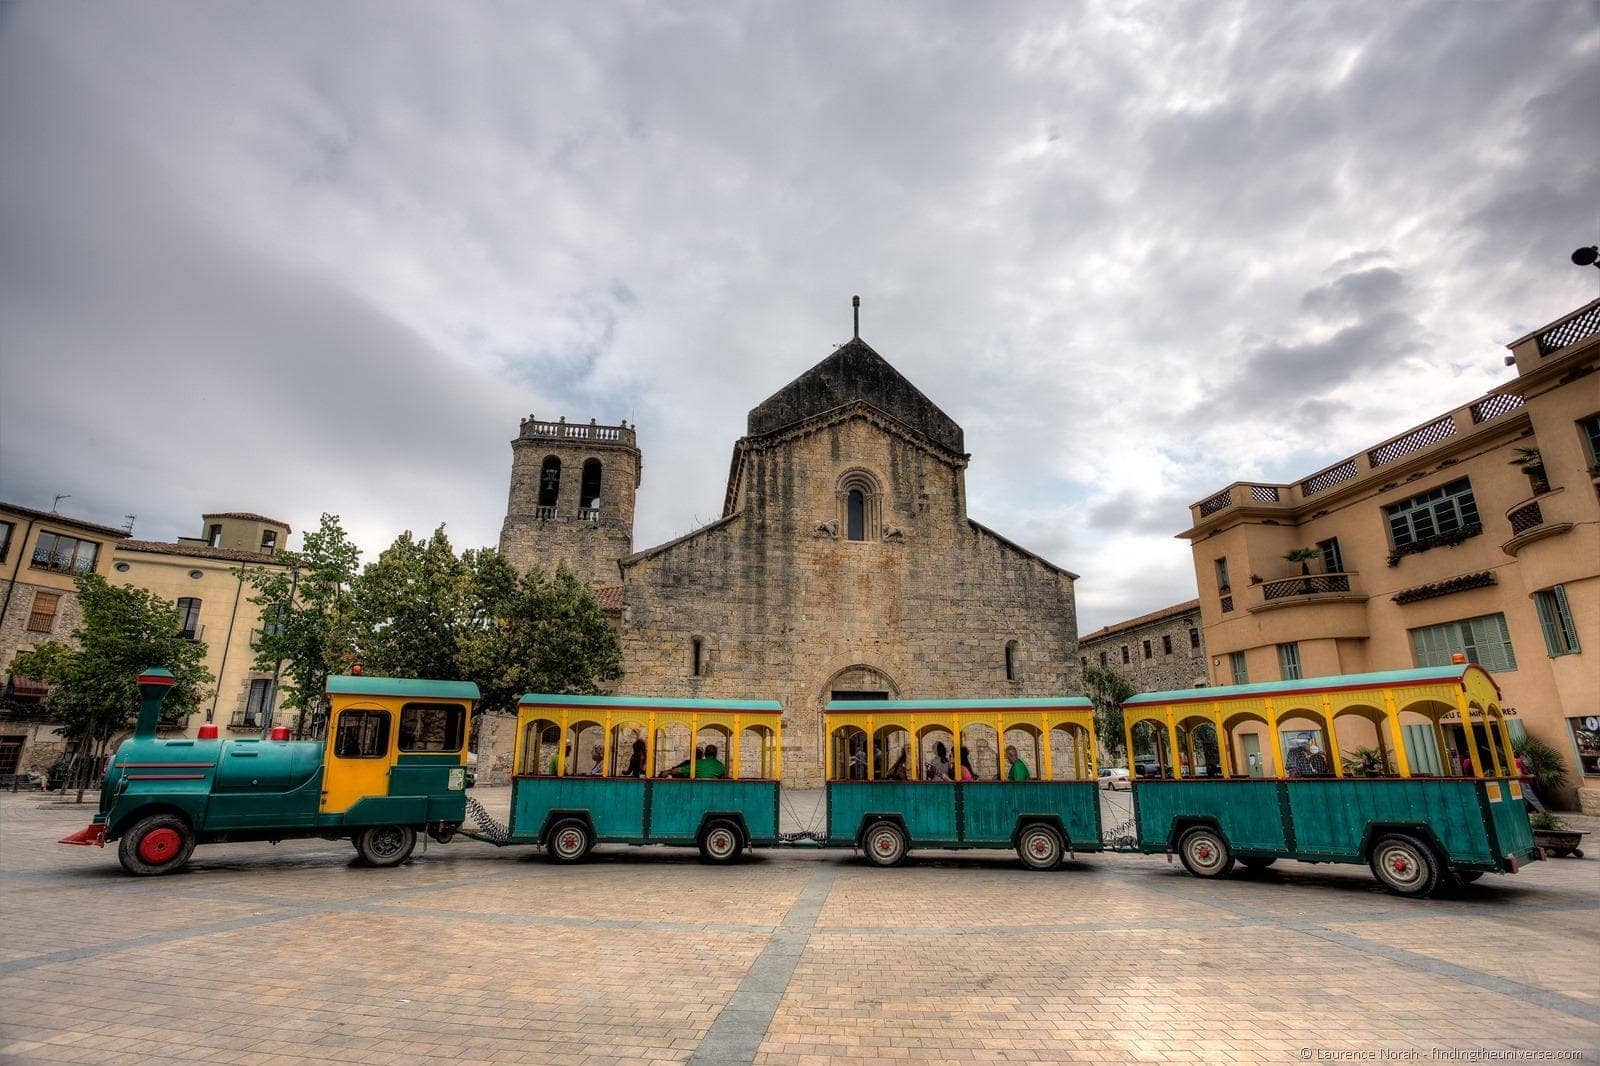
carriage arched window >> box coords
[836,470,882,542]
[538,457,561,508]
[580,458,603,511]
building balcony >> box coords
[227,710,263,731]
[1245,571,1367,614]
[1501,488,1574,557]
[516,416,637,447]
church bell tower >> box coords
[498,416,641,587]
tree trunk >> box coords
[75,735,105,805]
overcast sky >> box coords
[2,2,1596,632]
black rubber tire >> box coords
[353,825,417,867]
[546,818,593,863]
[117,814,196,877]
[1369,833,1441,898]
[697,819,744,864]
[1177,826,1235,879]
[862,820,908,868]
[1239,856,1278,871]
[1016,824,1065,871]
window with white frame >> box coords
[1384,478,1480,550]
[1409,612,1517,673]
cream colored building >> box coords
[115,512,296,736]
[0,502,131,775]
[1182,299,1600,811]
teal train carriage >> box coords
[501,693,784,863]
[61,670,479,875]
[1122,663,1539,897]
[823,698,1103,869]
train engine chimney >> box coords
[133,668,176,739]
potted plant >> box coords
[1509,446,1551,495]
[1283,547,1320,594]
[1529,811,1586,858]
[1512,734,1569,807]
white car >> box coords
[1098,767,1131,791]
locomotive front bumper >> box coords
[59,821,107,847]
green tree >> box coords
[1082,662,1137,763]
[236,513,361,737]
[347,526,474,680]
[11,574,213,802]
[460,563,622,714]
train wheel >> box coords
[354,825,417,867]
[1369,833,1439,898]
[698,819,743,864]
[546,818,593,863]
[1239,856,1278,872]
[1177,826,1234,879]
[1016,824,1064,871]
[118,814,195,877]
[862,820,907,867]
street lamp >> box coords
[1573,246,1599,268]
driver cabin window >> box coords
[398,703,466,752]
[334,710,390,758]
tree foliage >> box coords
[10,574,213,799]
[236,513,361,733]
[1082,662,1137,762]
[348,526,474,680]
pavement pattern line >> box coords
[1109,867,1600,1027]
[0,867,538,976]
[690,864,837,1065]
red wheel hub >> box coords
[1197,845,1213,860]
[561,832,579,850]
[1392,858,1410,873]
[137,827,182,864]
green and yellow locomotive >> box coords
[60,669,478,875]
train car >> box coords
[501,693,783,863]
[823,698,1102,869]
[1121,663,1539,897]
[60,669,478,875]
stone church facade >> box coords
[499,332,1080,786]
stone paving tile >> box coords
[756,928,1600,1063]
[6,791,1600,1065]
[816,862,1238,930]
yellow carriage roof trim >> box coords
[518,693,782,713]
[1122,664,1500,709]
[826,697,1093,712]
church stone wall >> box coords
[498,421,640,587]
[619,414,1078,787]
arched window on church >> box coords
[846,490,866,541]
[538,457,561,511]
[837,470,881,542]
[580,458,603,520]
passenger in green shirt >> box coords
[667,744,727,779]
[1005,745,1031,781]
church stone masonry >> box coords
[499,330,1081,787]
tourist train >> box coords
[60,660,1538,898]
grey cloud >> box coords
[2,1,1595,628]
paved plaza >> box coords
[2,788,1597,1065]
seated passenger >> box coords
[666,744,727,779]
[959,745,977,781]
[885,749,909,780]
[926,741,952,781]
[1005,745,1030,781]
[622,736,647,777]
[587,744,605,775]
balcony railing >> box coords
[578,507,601,523]
[1261,572,1354,601]
[534,506,558,521]
[518,417,636,444]
[1537,303,1600,356]
[180,624,205,643]
[29,550,96,575]
[1507,500,1544,535]
[228,710,263,730]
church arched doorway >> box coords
[815,664,899,784]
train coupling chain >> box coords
[464,795,511,845]
[777,830,827,845]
